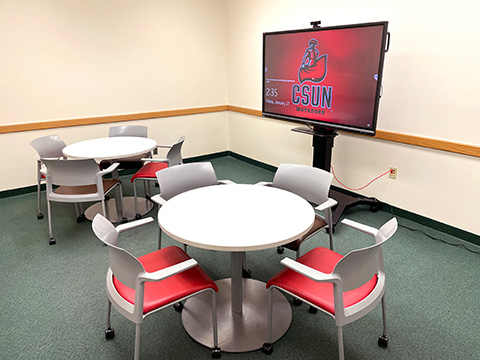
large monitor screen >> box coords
[263,22,389,135]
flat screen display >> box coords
[262,22,389,135]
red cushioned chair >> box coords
[130,135,185,220]
[92,213,221,359]
[262,217,398,360]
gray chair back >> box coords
[166,135,185,166]
[41,158,102,187]
[109,125,148,138]
[156,162,218,201]
[30,134,66,158]
[272,163,333,205]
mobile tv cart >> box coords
[292,126,381,229]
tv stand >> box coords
[291,127,381,228]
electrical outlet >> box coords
[389,167,397,179]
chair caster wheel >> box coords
[174,302,184,312]
[326,227,335,234]
[292,297,302,306]
[121,217,128,224]
[49,238,56,245]
[37,213,44,220]
[378,335,388,347]
[135,214,142,220]
[105,195,110,201]
[242,268,252,278]
[105,327,115,339]
[308,306,318,314]
[276,246,284,254]
[76,214,86,223]
[145,195,151,200]
[211,346,221,358]
[262,342,273,355]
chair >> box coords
[30,134,67,220]
[257,163,338,258]
[103,125,150,170]
[41,158,126,245]
[130,135,185,219]
[262,217,398,360]
[151,162,234,250]
[91,214,221,359]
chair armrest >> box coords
[156,145,173,149]
[141,158,170,164]
[315,198,338,211]
[150,194,167,206]
[281,257,340,283]
[218,179,236,185]
[115,217,154,234]
[255,181,272,186]
[99,162,120,176]
[341,218,378,237]
[138,258,198,282]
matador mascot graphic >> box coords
[298,38,328,84]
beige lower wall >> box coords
[0,112,229,191]
[228,112,480,236]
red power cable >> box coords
[331,166,393,191]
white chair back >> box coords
[333,218,398,292]
[92,214,145,289]
[156,162,218,201]
[109,125,148,138]
[272,163,333,205]
[166,135,185,166]
[30,134,66,158]
[41,158,102,187]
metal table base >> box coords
[84,197,154,222]
[181,278,292,353]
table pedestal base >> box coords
[84,197,154,222]
[181,278,292,353]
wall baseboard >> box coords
[2,151,478,246]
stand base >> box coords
[330,189,381,226]
[84,197,154,222]
[182,278,292,353]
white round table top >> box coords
[158,184,315,252]
[62,136,157,162]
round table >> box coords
[62,137,158,221]
[158,184,315,352]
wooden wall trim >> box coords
[1,104,478,158]
[226,106,480,158]
[0,105,228,134]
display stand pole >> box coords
[292,127,381,228]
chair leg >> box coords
[337,326,344,360]
[211,290,221,358]
[134,323,141,360]
[133,179,141,219]
[105,301,115,339]
[378,295,389,347]
[326,209,334,251]
[46,200,56,245]
[36,161,44,219]
[158,228,162,249]
[261,287,274,355]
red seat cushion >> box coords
[267,247,377,315]
[130,162,168,182]
[113,246,218,314]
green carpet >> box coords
[0,156,478,359]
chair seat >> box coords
[131,162,169,182]
[113,246,218,314]
[267,247,377,314]
[54,179,120,195]
[283,215,327,252]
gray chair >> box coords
[92,213,221,360]
[41,158,125,245]
[104,125,150,169]
[30,134,67,220]
[262,218,398,360]
[257,163,337,258]
[151,162,234,249]
[130,135,185,219]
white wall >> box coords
[226,0,480,235]
[0,0,229,190]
